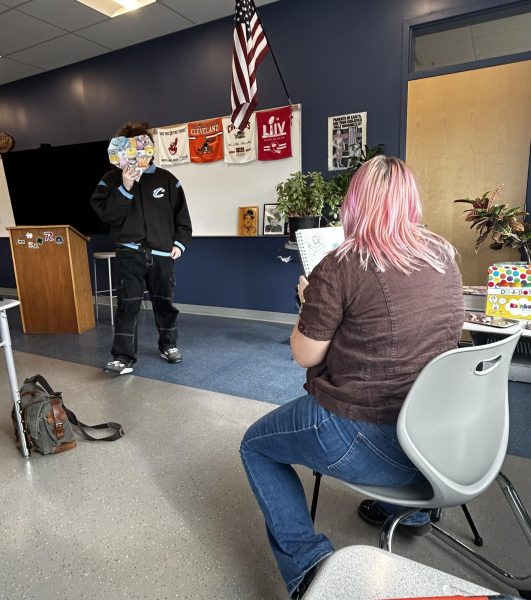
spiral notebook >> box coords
[295,226,344,276]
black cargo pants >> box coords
[111,247,179,363]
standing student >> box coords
[240,156,464,599]
[90,121,192,375]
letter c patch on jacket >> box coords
[153,187,165,198]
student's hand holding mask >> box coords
[122,164,140,190]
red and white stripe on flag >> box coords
[231,0,269,131]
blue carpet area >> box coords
[6,305,306,405]
[4,305,530,459]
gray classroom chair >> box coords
[310,330,531,597]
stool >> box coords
[93,251,117,327]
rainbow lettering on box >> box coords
[486,263,531,320]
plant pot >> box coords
[288,216,320,243]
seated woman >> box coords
[240,156,464,599]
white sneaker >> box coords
[160,347,182,363]
[104,359,133,375]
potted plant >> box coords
[454,186,531,262]
[275,171,327,242]
[324,144,385,225]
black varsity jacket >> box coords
[90,164,193,253]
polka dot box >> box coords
[486,263,531,320]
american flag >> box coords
[231,0,269,131]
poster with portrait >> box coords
[238,206,259,236]
[327,112,367,171]
[262,203,286,236]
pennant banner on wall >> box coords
[156,125,190,166]
[188,117,224,163]
[256,106,292,161]
[222,116,256,164]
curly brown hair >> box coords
[114,121,152,141]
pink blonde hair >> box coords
[337,155,455,273]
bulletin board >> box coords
[157,105,302,237]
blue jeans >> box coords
[240,394,429,595]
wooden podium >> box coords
[7,225,95,333]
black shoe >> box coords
[160,347,182,363]
[291,560,324,600]
[358,499,431,537]
[103,358,133,375]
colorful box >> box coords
[486,263,531,320]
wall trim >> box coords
[0,288,298,326]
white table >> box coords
[0,299,29,457]
[463,320,531,338]
[305,545,495,600]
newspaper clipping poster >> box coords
[328,112,367,171]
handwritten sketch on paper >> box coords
[328,112,367,171]
[295,226,345,276]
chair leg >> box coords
[460,504,483,546]
[310,471,322,523]
[431,508,442,523]
[429,472,531,593]
[93,257,99,321]
[379,509,419,553]
[107,257,114,328]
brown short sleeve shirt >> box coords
[298,252,464,424]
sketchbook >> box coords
[295,226,344,276]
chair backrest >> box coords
[397,330,522,508]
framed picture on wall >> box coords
[238,206,259,236]
[328,112,367,171]
[263,203,286,236]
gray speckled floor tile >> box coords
[0,352,530,599]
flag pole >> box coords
[251,0,293,106]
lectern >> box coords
[7,225,95,334]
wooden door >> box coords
[406,61,531,284]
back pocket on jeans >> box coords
[326,432,418,487]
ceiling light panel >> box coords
[76,0,155,18]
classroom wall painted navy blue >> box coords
[0,0,523,312]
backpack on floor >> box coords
[12,374,124,455]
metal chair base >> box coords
[310,471,531,595]
[378,472,531,595]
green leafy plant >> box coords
[324,144,385,225]
[275,171,327,218]
[454,186,531,262]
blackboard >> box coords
[1,106,302,238]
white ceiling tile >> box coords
[160,0,236,24]
[0,10,65,55]
[9,34,109,70]
[160,0,279,25]
[0,57,43,85]
[17,0,109,31]
[1,0,28,6]
[77,2,192,50]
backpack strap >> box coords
[27,374,56,395]
[27,374,124,442]
[63,405,124,442]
